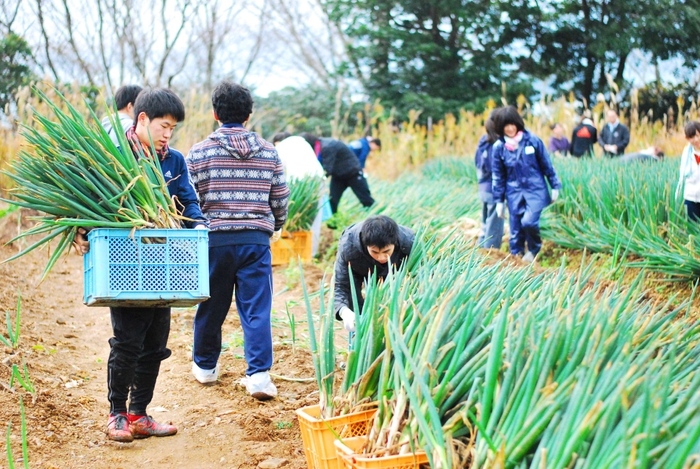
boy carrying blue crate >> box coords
[185,81,289,400]
[74,88,207,442]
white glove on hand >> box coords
[194,223,208,230]
[340,307,356,333]
[271,229,282,243]
[496,203,505,219]
[551,189,559,203]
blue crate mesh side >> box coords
[141,243,167,264]
[142,265,168,290]
[169,239,198,264]
[109,237,138,263]
[169,265,199,290]
[109,265,139,291]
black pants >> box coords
[329,171,375,213]
[686,200,700,222]
[107,307,171,415]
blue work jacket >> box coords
[475,134,496,193]
[348,138,371,169]
[491,131,562,213]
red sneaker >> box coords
[106,413,134,442]
[128,414,178,439]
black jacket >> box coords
[570,123,598,157]
[319,138,362,177]
[333,221,415,318]
[599,123,630,157]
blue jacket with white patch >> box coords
[491,131,561,213]
[475,134,497,193]
[348,138,371,169]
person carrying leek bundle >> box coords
[75,88,207,443]
[492,106,562,262]
[334,215,414,332]
[475,111,504,249]
[676,121,700,221]
[186,81,289,400]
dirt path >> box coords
[0,216,341,469]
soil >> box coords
[1,211,698,469]
[0,213,341,469]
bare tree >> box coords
[0,0,22,34]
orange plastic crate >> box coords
[296,404,377,469]
[334,436,429,469]
[271,230,313,266]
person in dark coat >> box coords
[301,133,375,213]
[475,112,504,249]
[492,106,562,262]
[599,109,630,157]
[570,112,598,157]
[333,215,414,331]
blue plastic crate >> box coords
[84,228,210,307]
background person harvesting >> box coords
[348,135,381,169]
[600,109,630,157]
[676,121,700,221]
[492,106,562,262]
[76,88,208,442]
[101,84,142,145]
[186,81,289,400]
[474,112,504,249]
[334,215,414,332]
[548,123,570,157]
[301,133,375,214]
[570,111,598,157]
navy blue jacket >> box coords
[492,131,562,213]
[160,148,207,228]
[348,138,371,169]
[475,134,496,193]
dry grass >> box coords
[2,85,699,191]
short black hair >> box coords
[550,123,562,131]
[361,215,399,249]
[212,81,253,124]
[272,132,291,144]
[114,84,143,110]
[133,88,185,122]
[685,121,700,139]
[370,137,381,148]
[495,106,525,137]
[301,132,319,149]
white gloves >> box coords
[551,189,559,203]
[496,203,505,219]
[194,223,208,230]
[339,307,356,333]
[271,229,282,243]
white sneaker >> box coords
[522,251,535,263]
[241,371,277,400]
[192,362,219,385]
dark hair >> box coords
[485,109,500,144]
[114,84,143,110]
[685,121,700,139]
[301,132,319,149]
[370,137,381,148]
[133,88,185,122]
[494,106,525,137]
[272,132,291,144]
[212,81,253,124]
[361,215,399,249]
[550,123,562,131]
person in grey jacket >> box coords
[334,215,414,331]
[599,109,630,157]
[101,84,142,145]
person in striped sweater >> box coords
[185,81,289,400]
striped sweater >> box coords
[185,125,289,234]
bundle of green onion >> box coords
[1,88,183,280]
[285,176,325,232]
